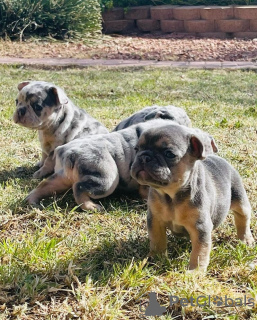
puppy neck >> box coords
[39,102,72,133]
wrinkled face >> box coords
[13,81,63,129]
[131,125,191,189]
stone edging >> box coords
[102,5,257,38]
[0,57,256,69]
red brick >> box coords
[184,20,214,33]
[102,8,124,21]
[197,32,228,39]
[137,19,160,32]
[250,20,257,31]
[234,6,257,20]
[103,20,135,33]
[173,6,202,20]
[200,6,234,20]
[124,6,150,20]
[150,5,178,20]
[161,20,184,32]
[215,20,249,32]
[234,32,257,39]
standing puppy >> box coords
[13,81,108,179]
[131,124,254,270]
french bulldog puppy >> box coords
[130,124,254,270]
[113,105,191,131]
[26,119,190,210]
[13,81,108,179]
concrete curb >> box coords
[0,57,256,69]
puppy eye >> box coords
[164,150,176,159]
[15,99,18,106]
[134,146,139,153]
[33,104,42,112]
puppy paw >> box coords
[243,235,255,246]
[25,193,40,206]
[33,169,44,179]
[35,160,44,168]
[188,265,207,273]
[81,201,103,212]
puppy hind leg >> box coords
[230,172,254,245]
[73,174,119,212]
[26,172,72,205]
[231,199,254,245]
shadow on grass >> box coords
[0,164,39,183]
[3,230,190,308]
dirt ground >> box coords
[0,33,257,61]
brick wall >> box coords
[102,5,257,38]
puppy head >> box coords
[13,81,68,129]
[144,108,175,121]
[144,106,192,127]
[131,124,218,189]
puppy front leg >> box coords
[33,153,55,179]
[188,227,212,271]
[139,185,149,200]
[36,151,48,168]
[147,209,167,256]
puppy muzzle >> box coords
[13,107,26,123]
[138,151,153,164]
[17,107,26,119]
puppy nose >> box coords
[18,107,26,117]
[139,154,152,164]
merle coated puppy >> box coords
[130,123,254,270]
[113,105,191,131]
[13,81,108,179]
[25,120,189,210]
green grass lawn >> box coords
[1,65,257,319]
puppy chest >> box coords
[151,196,200,230]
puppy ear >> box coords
[190,133,217,159]
[190,136,205,159]
[49,87,68,105]
[144,110,159,121]
[144,110,175,121]
[18,81,30,91]
[210,135,218,153]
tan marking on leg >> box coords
[33,156,55,179]
[148,214,167,256]
[36,151,48,168]
[147,192,169,256]
[139,185,149,200]
[231,200,254,245]
[26,173,72,204]
[187,227,211,271]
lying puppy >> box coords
[130,124,254,270]
[13,81,108,179]
[26,119,192,210]
[113,105,191,131]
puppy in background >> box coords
[113,105,191,131]
[13,81,108,179]
[131,124,254,270]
